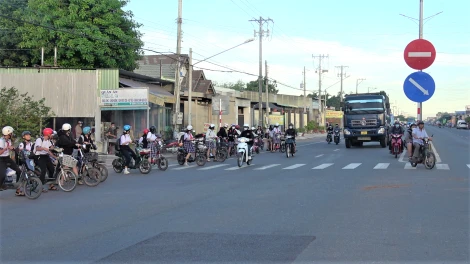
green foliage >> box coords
[305,120,317,132]
[0,0,31,66]
[5,0,143,70]
[0,87,54,137]
[396,115,406,121]
[326,92,341,110]
[297,127,305,133]
[215,80,246,91]
[246,80,278,94]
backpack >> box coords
[115,136,121,151]
[142,134,148,148]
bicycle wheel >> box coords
[58,169,77,192]
[157,157,169,171]
[83,168,101,187]
[23,176,43,199]
[286,144,290,158]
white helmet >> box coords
[224,123,228,128]
[53,130,57,135]
[275,123,279,126]
[2,126,14,136]
[209,124,215,129]
[62,123,72,131]
[186,125,193,130]
[251,126,256,130]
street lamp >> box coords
[368,87,377,93]
[188,38,255,126]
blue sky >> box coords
[125,0,469,118]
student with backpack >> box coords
[34,128,57,192]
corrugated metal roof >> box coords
[119,78,175,104]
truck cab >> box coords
[341,92,390,148]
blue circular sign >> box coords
[403,71,435,103]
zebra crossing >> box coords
[167,162,466,171]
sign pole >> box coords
[219,98,222,128]
[417,0,424,121]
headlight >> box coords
[378,127,385,134]
[343,129,351,135]
[239,138,247,143]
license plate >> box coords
[361,131,367,135]
[358,137,371,141]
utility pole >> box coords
[417,0,423,121]
[174,0,183,133]
[335,65,349,102]
[188,48,192,126]
[265,60,269,125]
[312,54,329,126]
[250,16,273,128]
[303,66,307,113]
[355,78,366,94]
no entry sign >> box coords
[404,39,436,70]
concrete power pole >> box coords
[303,66,306,113]
[250,16,273,127]
[265,60,269,125]
[417,0,424,121]
[312,54,329,126]
[188,48,192,126]
[174,0,183,133]
[335,65,349,103]
[355,78,366,94]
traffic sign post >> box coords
[404,39,436,70]
[403,72,435,103]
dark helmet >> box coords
[150,126,156,133]
[21,131,31,137]
[418,121,424,125]
[289,123,293,126]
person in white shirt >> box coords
[183,125,195,166]
[34,128,57,192]
[411,121,432,161]
[120,125,137,174]
[205,124,217,162]
[0,126,22,191]
[147,126,158,162]
[272,123,282,151]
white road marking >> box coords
[373,163,390,169]
[342,163,362,169]
[225,164,255,170]
[283,164,306,170]
[172,165,196,170]
[467,164,470,169]
[429,142,442,163]
[404,163,416,170]
[408,51,432,57]
[197,164,230,170]
[312,163,334,169]
[168,164,179,167]
[254,164,281,170]
[436,164,450,170]
[297,142,322,147]
[334,149,340,151]
[398,150,408,163]
[315,154,324,158]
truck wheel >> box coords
[380,138,386,148]
[345,139,351,148]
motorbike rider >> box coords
[239,124,255,159]
[34,128,57,192]
[217,125,228,138]
[139,128,150,148]
[272,123,281,152]
[57,123,80,179]
[389,121,404,153]
[205,124,217,162]
[404,123,417,159]
[326,124,333,141]
[119,125,137,174]
[0,126,22,192]
[411,121,432,162]
[78,126,96,154]
[227,125,236,156]
[183,125,195,166]
[15,131,33,196]
[146,126,158,163]
[255,126,263,138]
[285,123,297,153]
[267,125,274,151]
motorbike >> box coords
[326,131,333,144]
[390,134,403,158]
[176,138,207,166]
[333,129,340,145]
[84,152,108,182]
[237,137,253,167]
[252,136,261,154]
[410,135,435,169]
[214,137,228,162]
[77,148,101,187]
[112,143,152,174]
[149,140,169,171]
[1,150,43,199]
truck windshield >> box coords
[344,98,384,113]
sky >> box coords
[125,0,470,119]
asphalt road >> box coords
[1,128,468,264]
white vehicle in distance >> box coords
[456,120,468,129]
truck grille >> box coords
[351,119,377,127]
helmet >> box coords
[335,123,338,126]
[43,128,53,136]
[418,121,424,125]
[123,125,131,131]
[224,123,228,128]
[2,126,14,136]
[275,123,279,126]
[143,128,150,134]
[150,126,156,133]
[209,124,215,129]
[251,127,256,130]
[82,126,91,134]
[62,123,72,131]
[21,131,31,137]
[53,130,57,135]
[244,124,249,128]
[235,125,240,129]
[289,123,293,127]
[187,125,193,130]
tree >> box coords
[396,115,406,121]
[325,92,341,110]
[245,80,278,94]
[0,0,31,66]
[0,87,54,137]
[214,80,246,91]
[13,0,144,70]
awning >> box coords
[252,102,283,111]
[119,78,175,105]
[101,106,148,111]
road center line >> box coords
[334,149,340,151]
[197,164,230,170]
[283,164,306,170]
[315,154,324,158]
[254,164,281,170]
[429,142,442,163]
[373,163,390,169]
